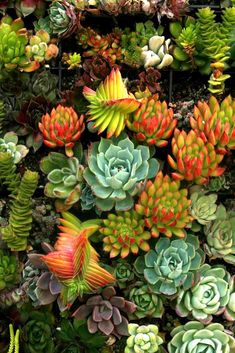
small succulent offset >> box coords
[101,210,151,258]
[84,136,159,211]
[125,324,163,353]
[168,321,235,353]
[0,132,28,163]
[176,264,230,323]
[0,250,20,290]
[189,192,217,225]
[73,286,136,336]
[83,68,140,138]
[135,171,193,238]
[224,276,235,322]
[141,35,173,69]
[40,152,84,212]
[134,234,205,296]
[39,105,85,157]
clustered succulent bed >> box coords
[0,0,235,352]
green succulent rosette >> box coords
[48,0,77,38]
[84,136,159,211]
[114,260,135,289]
[0,132,28,164]
[125,324,163,353]
[189,192,217,225]
[0,250,20,290]
[176,264,230,324]
[134,234,205,296]
[224,275,235,321]
[168,321,235,353]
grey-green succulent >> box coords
[114,260,135,289]
[176,264,230,324]
[134,234,205,296]
[125,324,163,353]
[189,192,217,225]
[48,0,77,38]
[0,132,28,163]
[84,136,159,211]
[224,275,235,322]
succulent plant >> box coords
[204,205,235,265]
[127,97,177,147]
[224,275,235,321]
[84,135,159,211]
[189,192,217,225]
[101,210,151,258]
[48,0,78,38]
[176,264,230,323]
[0,250,20,290]
[137,68,161,95]
[62,52,81,70]
[15,0,46,17]
[135,171,192,238]
[190,95,235,154]
[83,69,140,138]
[168,129,225,184]
[141,35,173,69]
[7,324,20,353]
[113,260,135,289]
[38,105,85,157]
[25,30,59,63]
[125,323,163,353]
[0,132,28,163]
[80,184,96,211]
[134,234,205,296]
[73,286,136,336]
[168,321,235,353]
[40,152,84,212]
[127,281,164,319]
[0,100,5,134]
[205,175,227,192]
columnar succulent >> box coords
[224,276,235,321]
[73,286,136,336]
[168,129,225,184]
[101,211,151,258]
[168,321,235,353]
[190,95,235,154]
[134,234,205,296]
[39,105,85,157]
[127,98,177,147]
[141,35,173,69]
[176,264,230,323]
[0,131,28,163]
[135,171,192,238]
[125,324,163,353]
[84,136,159,211]
[48,0,78,38]
[189,192,217,225]
[83,69,140,138]
[0,250,20,290]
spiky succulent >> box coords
[127,98,177,147]
[39,105,85,157]
[189,192,217,225]
[125,324,163,353]
[73,286,136,336]
[168,129,225,184]
[101,210,151,258]
[176,264,230,323]
[141,35,173,69]
[204,205,235,265]
[0,132,28,163]
[224,276,235,321]
[168,321,235,353]
[48,0,78,38]
[0,250,20,290]
[135,171,193,238]
[83,135,159,211]
[191,95,235,154]
[83,69,140,138]
[134,234,205,296]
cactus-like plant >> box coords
[135,171,192,238]
[0,132,28,163]
[125,323,163,353]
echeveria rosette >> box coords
[204,205,235,265]
[113,260,135,289]
[101,210,151,258]
[83,136,159,211]
[176,264,230,324]
[134,234,205,296]
[168,321,235,353]
[0,131,28,163]
[224,276,235,321]
[125,324,164,353]
[48,0,78,38]
[135,171,193,238]
[189,192,217,226]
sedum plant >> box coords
[84,135,159,211]
[0,250,20,290]
[101,210,151,258]
[189,192,217,225]
[168,321,235,353]
[0,131,28,163]
[125,323,163,353]
[176,264,230,323]
[135,171,192,238]
[134,234,205,296]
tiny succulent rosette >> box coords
[189,192,217,225]
[113,260,135,289]
[125,323,164,353]
[127,97,177,147]
[134,234,205,296]
[135,171,193,237]
[0,131,28,163]
[168,129,225,184]
[38,105,85,157]
[224,275,235,321]
[83,135,159,211]
[176,264,230,323]
[204,205,235,265]
[168,321,235,353]
[101,210,151,258]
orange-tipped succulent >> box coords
[41,212,115,305]
[190,95,235,154]
[135,171,193,238]
[39,105,85,157]
[127,98,177,147]
[83,68,140,138]
[168,129,225,185]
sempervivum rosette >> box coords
[48,0,78,38]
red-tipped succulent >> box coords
[38,105,85,157]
